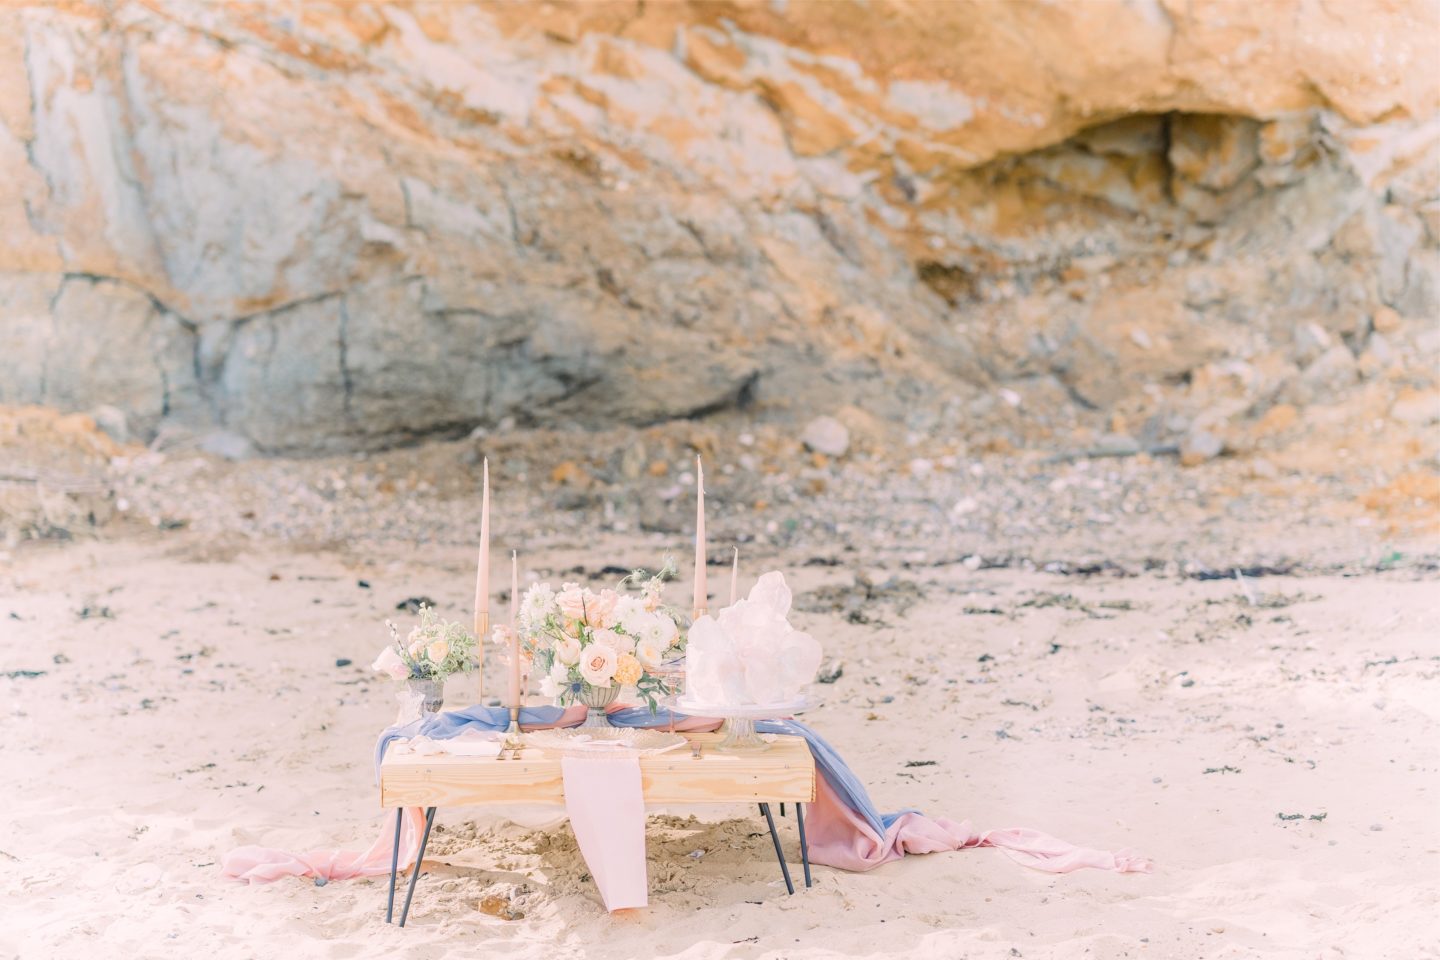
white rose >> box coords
[635,637,665,670]
[539,676,559,698]
[426,638,449,663]
[592,628,634,656]
[555,637,582,665]
[579,643,618,687]
[549,660,571,684]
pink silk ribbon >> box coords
[220,706,1149,892]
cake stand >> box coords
[674,696,809,753]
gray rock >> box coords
[1301,346,1359,396]
[1377,205,1424,305]
[1391,391,1440,425]
[90,405,130,445]
[197,430,258,461]
[1180,429,1224,466]
[801,416,851,458]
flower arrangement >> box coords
[372,604,478,683]
[515,560,684,712]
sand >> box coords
[2,531,1438,960]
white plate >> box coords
[673,696,809,720]
[522,727,689,756]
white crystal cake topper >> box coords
[685,571,821,705]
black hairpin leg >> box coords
[796,802,812,888]
[759,802,795,895]
[780,802,786,817]
[398,806,436,927]
[385,807,403,923]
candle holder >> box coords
[501,705,525,757]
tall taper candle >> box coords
[474,458,490,695]
[507,553,521,708]
[730,546,739,606]
[693,457,706,618]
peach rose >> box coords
[585,589,620,628]
[579,643,617,687]
[556,584,587,621]
[613,653,643,686]
[556,637,582,665]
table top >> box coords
[379,732,815,808]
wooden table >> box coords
[379,731,817,924]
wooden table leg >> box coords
[385,807,402,923]
[398,806,436,927]
[759,803,795,895]
[796,802,812,888]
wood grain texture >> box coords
[380,732,815,808]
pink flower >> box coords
[372,645,410,682]
[585,589,619,628]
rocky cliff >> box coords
[2,0,1437,455]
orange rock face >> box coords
[0,1,1435,454]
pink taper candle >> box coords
[508,550,521,707]
[475,458,491,633]
[510,550,519,627]
[693,457,706,617]
[730,546,739,606]
[474,458,490,697]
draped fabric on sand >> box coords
[220,704,1151,886]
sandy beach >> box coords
[4,521,1437,960]
[4,1,1440,956]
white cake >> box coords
[683,571,821,707]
